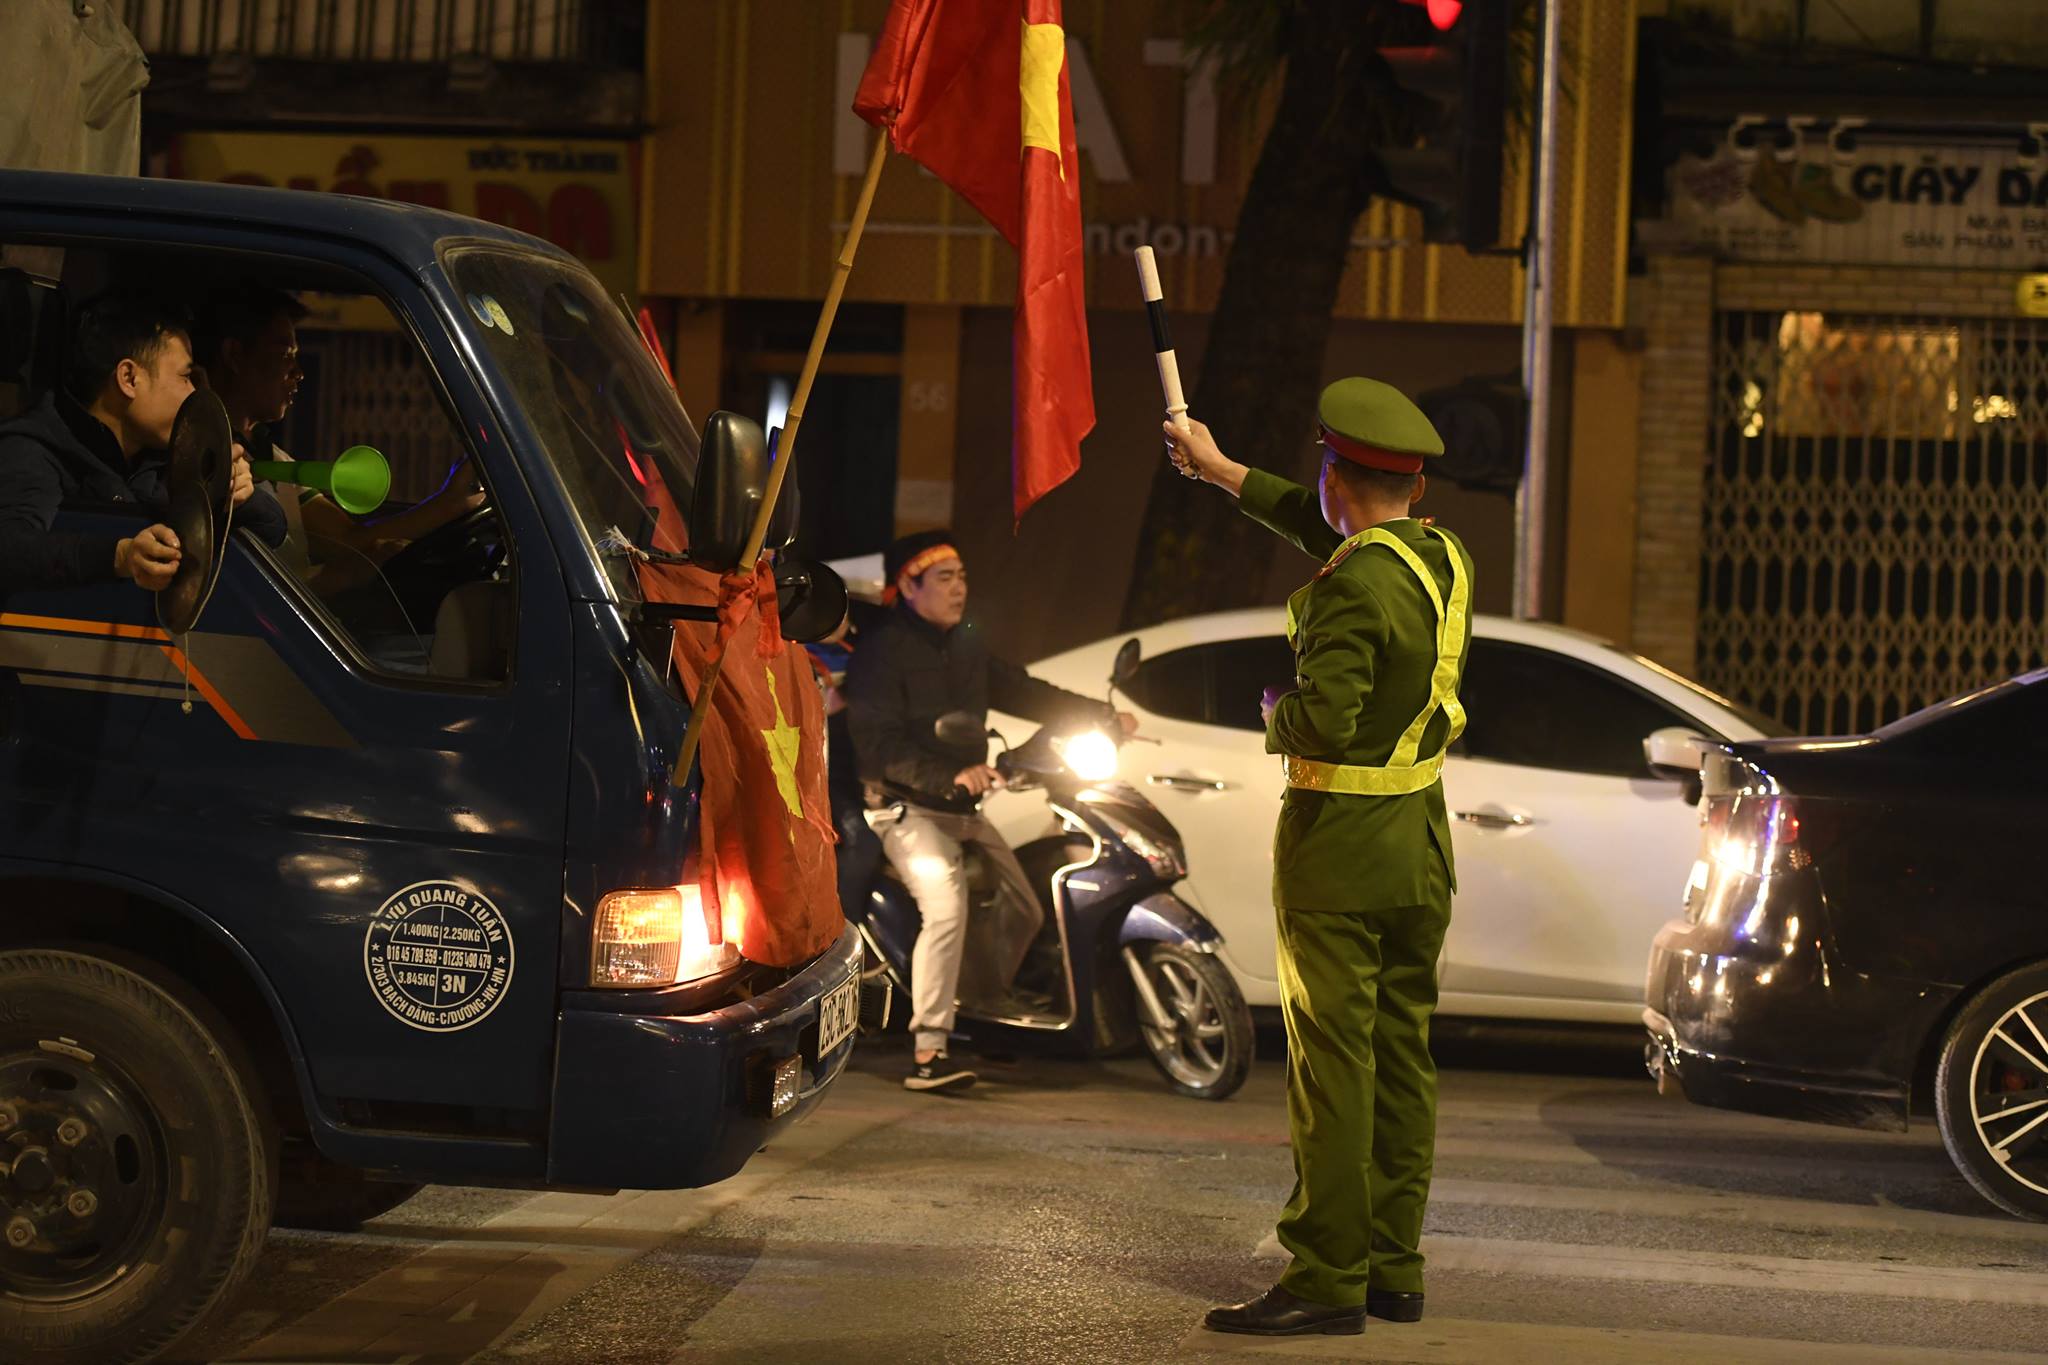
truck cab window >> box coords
[241,301,513,684]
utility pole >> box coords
[1516,0,1564,620]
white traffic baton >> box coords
[1132,246,1197,478]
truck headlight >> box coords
[591,884,739,987]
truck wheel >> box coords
[1130,943,1254,1101]
[0,950,274,1365]
[1935,961,2048,1221]
[274,1143,422,1231]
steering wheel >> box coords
[363,501,503,633]
[379,502,503,584]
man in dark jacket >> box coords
[0,290,284,596]
[845,529,1133,1092]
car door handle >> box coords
[1455,809,1532,829]
[1148,774,1232,793]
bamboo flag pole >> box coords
[671,130,891,788]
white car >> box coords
[823,555,1785,1024]
[978,612,1789,1023]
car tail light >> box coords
[1699,793,1823,878]
[591,884,739,987]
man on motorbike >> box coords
[845,529,1135,1092]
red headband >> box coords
[882,544,961,604]
[1318,424,1426,475]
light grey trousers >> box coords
[867,803,1043,1055]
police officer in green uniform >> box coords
[1162,378,1473,1338]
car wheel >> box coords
[0,949,275,1364]
[1131,942,1254,1101]
[1935,961,2048,1221]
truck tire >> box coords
[274,1143,422,1231]
[1935,961,2048,1221]
[0,949,274,1365]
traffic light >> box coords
[1375,0,1509,250]
[1417,377,1524,492]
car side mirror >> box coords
[934,710,988,749]
[1644,726,1707,804]
[688,411,769,574]
[1112,637,1142,687]
[775,557,848,644]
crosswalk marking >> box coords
[1174,1316,2046,1363]
[1250,1232,2048,1307]
[1426,1176,2048,1244]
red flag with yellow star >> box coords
[635,480,842,969]
[855,0,1094,522]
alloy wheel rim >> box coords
[1967,989,2048,1198]
[1140,954,1229,1090]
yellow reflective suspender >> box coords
[1281,525,1469,798]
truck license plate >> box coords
[817,975,859,1059]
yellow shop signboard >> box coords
[167,133,640,306]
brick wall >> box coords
[1628,255,1715,675]
[1716,263,2024,319]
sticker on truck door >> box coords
[363,881,516,1031]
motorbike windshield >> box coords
[439,243,697,603]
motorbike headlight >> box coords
[1054,729,1120,782]
[1095,809,1186,881]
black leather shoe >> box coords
[1367,1289,1424,1322]
[1203,1286,1366,1336]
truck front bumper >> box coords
[546,924,863,1189]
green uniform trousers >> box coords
[1274,851,1451,1306]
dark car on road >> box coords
[1646,667,2048,1219]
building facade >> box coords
[1627,0,2048,730]
[128,0,645,500]
[639,0,1641,661]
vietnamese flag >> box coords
[855,0,1095,522]
[633,465,842,969]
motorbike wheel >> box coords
[1132,942,1254,1101]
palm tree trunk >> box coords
[1120,2,1394,629]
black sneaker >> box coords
[904,1053,976,1092]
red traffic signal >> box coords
[1400,0,1464,30]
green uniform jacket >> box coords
[1239,468,1475,913]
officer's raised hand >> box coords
[1161,418,1248,496]
[116,525,182,590]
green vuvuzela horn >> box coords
[249,444,391,515]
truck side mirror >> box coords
[764,425,800,552]
[775,557,848,643]
[689,411,769,574]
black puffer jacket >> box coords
[0,392,287,593]
[845,602,1113,812]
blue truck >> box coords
[0,170,861,1364]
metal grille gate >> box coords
[299,330,460,505]
[1701,310,2048,734]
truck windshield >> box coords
[440,243,697,602]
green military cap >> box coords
[1316,377,1444,474]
